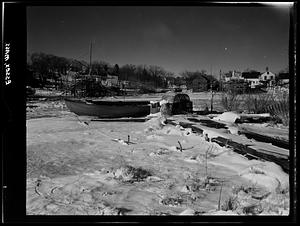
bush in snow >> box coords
[220,90,241,112]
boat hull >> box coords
[65,98,151,118]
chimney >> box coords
[266,67,269,72]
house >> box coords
[223,70,243,82]
[231,70,243,80]
[277,72,289,86]
[106,74,119,86]
[120,80,130,88]
[260,67,275,87]
[242,71,262,89]
[224,72,232,82]
[101,74,119,87]
[120,80,136,89]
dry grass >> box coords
[242,93,275,114]
[266,91,290,126]
[221,195,238,211]
[220,91,241,111]
[220,182,290,215]
[229,90,289,126]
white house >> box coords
[247,78,262,89]
[241,71,262,89]
[224,70,243,82]
[224,75,231,82]
[106,75,119,86]
[260,67,275,86]
[277,72,289,86]
[231,70,243,80]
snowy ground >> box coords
[26,96,289,216]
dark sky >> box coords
[27,5,291,76]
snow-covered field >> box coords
[26,94,289,216]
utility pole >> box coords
[89,41,92,76]
[210,64,213,112]
[210,87,213,113]
[219,69,222,92]
[84,41,92,97]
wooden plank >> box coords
[187,117,227,129]
[168,117,289,157]
[92,118,147,122]
[211,136,289,173]
[187,119,289,157]
[240,130,289,150]
[238,124,289,142]
[168,118,289,169]
[249,146,289,160]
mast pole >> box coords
[210,64,213,112]
[89,41,92,75]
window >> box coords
[264,76,267,80]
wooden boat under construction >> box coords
[65,98,154,118]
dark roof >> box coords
[242,71,261,79]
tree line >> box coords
[27,52,184,88]
[27,52,220,90]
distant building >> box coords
[277,72,289,86]
[260,67,275,87]
[223,70,243,82]
[120,80,130,88]
[242,71,262,89]
[106,74,119,86]
[100,74,119,87]
[231,70,243,80]
[224,72,232,82]
[120,80,142,89]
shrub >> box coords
[220,90,241,111]
[267,90,289,126]
[242,90,289,126]
[243,92,275,114]
[221,195,238,211]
